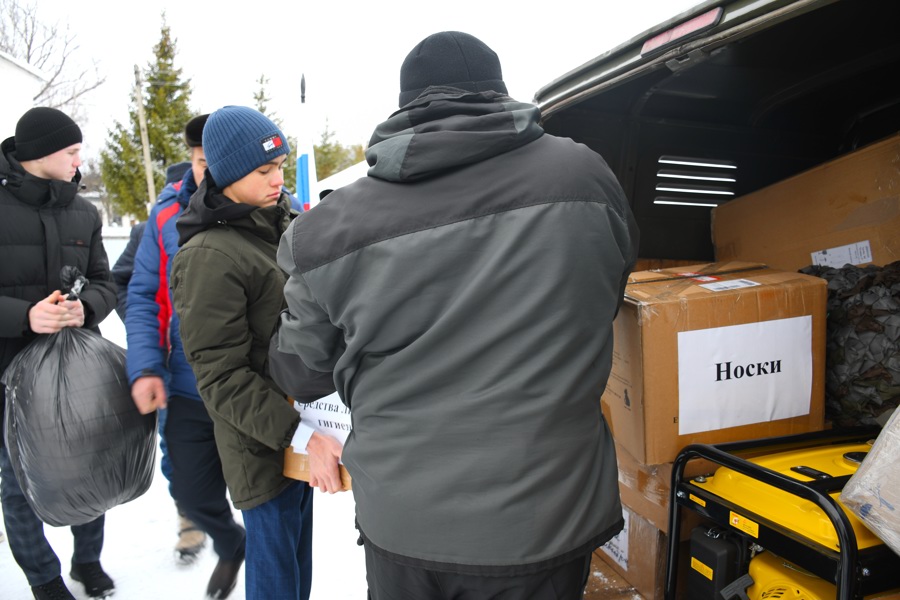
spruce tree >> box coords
[315,123,365,181]
[99,14,194,220]
[254,74,297,194]
[253,73,365,199]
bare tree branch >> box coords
[0,0,105,111]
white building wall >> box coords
[0,51,46,138]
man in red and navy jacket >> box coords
[124,115,247,599]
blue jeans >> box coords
[0,446,104,587]
[241,480,314,600]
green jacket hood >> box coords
[176,174,292,246]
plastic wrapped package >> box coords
[840,407,900,556]
[2,327,157,526]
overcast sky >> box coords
[30,0,702,160]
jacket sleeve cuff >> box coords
[81,300,96,328]
[290,422,315,453]
[0,297,35,338]
[22,303,35,335]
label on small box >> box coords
[293,392,351,452]
[698,278,760,292]
[811,240,872,268]
[600,506,631,570]
[285,393,353,490]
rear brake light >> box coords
[641,7,724,55]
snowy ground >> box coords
[0,235,368,599]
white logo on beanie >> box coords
[261,135,283,153]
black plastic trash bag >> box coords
[1,268,156,526]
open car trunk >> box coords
[533,0,900,261]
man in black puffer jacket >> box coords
[271,32,639,599]
[0,107,117,600]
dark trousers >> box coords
[0,445,104,587]
[364,547,593,600]
[165,396,245,560]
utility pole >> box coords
[296,74,319,210]
[133,65,156,215]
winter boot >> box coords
[31,576,75,600]
[70,561,115,598]
[176,509,207,564]
[206,546,245,599]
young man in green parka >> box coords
[170,106,339,600]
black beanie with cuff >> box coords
[14,107,83,161]
[399,31,508,107]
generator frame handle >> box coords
[663,427,880,600]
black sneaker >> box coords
[70,561,115,598]
[31,575,75,600]
[205,547,245,599]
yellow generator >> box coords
[747,551,877,600]
[664,428,900,599]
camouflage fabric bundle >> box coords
[801,261,900,427]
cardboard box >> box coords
[614,439,710,537]
[283,393,353,491]
[583,551,636,599]
[597,506,690,600]
[713,133,900,272]
[284,450,352,491]
[602,262,826,465]
[632,258,700,273]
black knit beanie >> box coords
[184,114,209,147]
[399,31,508,107]
[14,107,83,161]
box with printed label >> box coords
[712,133,900,272]
[283,393,353,491]
[597,506,690,600]
[601,261,826,465]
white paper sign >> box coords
[600,507,630,570]
[293,392,352,451]
[677,316,812,435]
[811,240,873,268]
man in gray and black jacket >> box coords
[270,31,639,599]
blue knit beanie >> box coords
[202,106,290,188]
